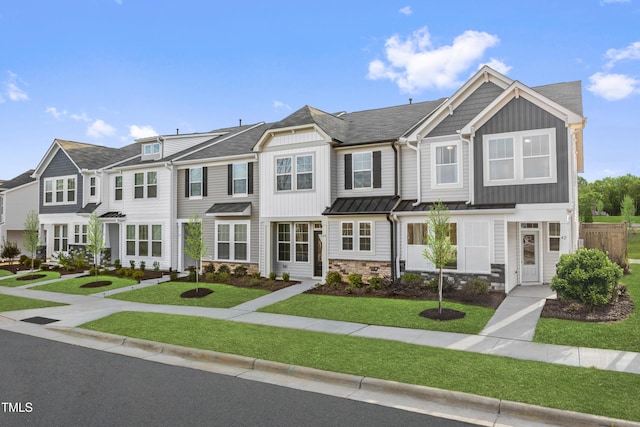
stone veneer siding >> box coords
[401,262,506,291]
[203,261,259,275]
[329,259,391,282]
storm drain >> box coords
[21,316,59,325]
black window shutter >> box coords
[248,162,254,194]
[184,169,190,198]
[227,164,233,195]
[373,151,382,188]
[344,153,352,190]
[202,167,208,197]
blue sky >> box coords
[1,0,639,182]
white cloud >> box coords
[4,71,28,101]
[587,72,640,100]
[71,112,91,122]
[367,27,501,93]
[45,107,68,120]
[605,41,640,69]
[478,58,512,75]
[129,125,158,139]
[601,0,630,4]
[399,6,413,15]
[273,100,291,110]
[87,119,116,138]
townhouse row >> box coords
[0,66,586,292]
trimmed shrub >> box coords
[117,268,128,276]
[282,272,290,282]
[401,273,423,287]
[462,278,490,296]
[269,272,277,281]
[368,276,383,290]
[205,272,216,282]
[425,277,439,293]
[325,271,343,287]
[218,264,231,274]
[114,259,122,270]
[551,248,623,307]
[234,265,248,277]
[139,261,146,271]
[131,270,144,283]
[19,254,29,264]
[129,260,136,269]
[204,263,215,274]
[347,273,363,288]
[218,272,230,282]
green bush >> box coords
[325,271,343,287]
[88,266,101,276]
[248,277,261,287]
[139,261,146,271]
[282,272,290,282]
[129,260,136,269]
[19,254,29,264]
[41,263,50,271]
[368,276,383,290]
[153,261,160,272]
[1,242,21,261]
[347,273,363,288]
[251,272,261,279]
[124,268,134,278]
[551,248,623,307]
[57,253,75,271]
[117,268,128,276]
[425,277,439,292]
[218,272,230,282]
[169,271,178,281]
[401,273,423,287]
[131,270,144,283]
[73,251,88,270]
[234,265,248,277]
[218,264,230,274]
[462,278,490,296]
[114,259,122,270]
[205,272,216,282]
[269,272,277,281]
[204,263,215,274]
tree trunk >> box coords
[438,268,443,315]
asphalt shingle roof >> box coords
[57,140,140,170]
[532,81,583,116]
[0,169,36,190]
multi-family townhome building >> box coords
[31,140,139,262]
[0,169,38,254]
[170,122,268,273]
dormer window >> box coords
[143,142,161,156]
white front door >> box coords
[521,230,539,283]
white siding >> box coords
[163,135,221,157]
[506,222,519,292]
[542,222,561,283]
[0,182,38,254]
[268,130,323,148]
[494,219,505,264]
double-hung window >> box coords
[431,141,461,187]
[190,168,202,197]
[114,176,123,200]
[295,224,309,262]
[53,225,68,252]
[407,223,427,245]
[134,173,144,199]
[341,221,373,252]
[134,172,158,198]
[276,155,313,191]
[216,222,248,261]
[484,128,556,186]
[44,176,76,205]
[549,222,560,252]
[74,224,87,244]
[147,172,157,198]
[90,177,96,196]
[233,163,247,195]
[352,152,372,189]
[341,222,353,251]
[277,223,291,261]
[126,224,162,257]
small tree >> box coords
[596,199,604,217]
[23,210,40,271]
[621,194,636,234]
[184,213,208,291]
[86,212,105,279]
[1,240,20,263]
[423,200,456,315]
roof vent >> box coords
[176,128,179,135]
[239,119,242,126]
[409,98,413,104]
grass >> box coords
[628,232,640,259]
[0,269,13,277]
[259,294,494,334]
[534,268,640,352]
[0,271,61,287]
[81,311,640,422]
[0,294,67,312]
[592,215,640,223]
[30,275,137,295]
[108,281,269,308]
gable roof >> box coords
[532,81,583,116]
[56,140,134,170]
[0,169,36,191]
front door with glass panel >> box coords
[521,230,539,283]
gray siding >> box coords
[177,161,260,263]
[327,218,391,262]
[336,146,395,198]
[39,149,82,214]
[474,97,569,204]
[428,82,503,138]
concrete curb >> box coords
[47,326,640,427]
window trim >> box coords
[114,175,123,201]
[215,220,250,262]
[74,224,87,245]
[294,223,310,263]
[89,177,96,197]
[125,223,163,258]
[341,221,354,251]
[430,140,463,189]
[483,128,557,186]
[358,221,372,252]
[548,222,561,252]
[232,163,248,196]
[277,223,291,262]
[339,220,375,254]
[352,151,373,190]
[189,167,203,199]
[275,154,314,192]
[43,175,77,206]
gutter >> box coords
[458,132,473,205]
[402,136,422,207]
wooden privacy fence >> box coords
[579,222,628,265]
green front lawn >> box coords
[0,294,67,312]
[109,282,269,308]
[534,269,640,352]
[259,294,494,334]
[0,271,61,287]
[628,232,640,259]
[592,215,640,224]
[31,275,137,295]
[0,269,14,277]
[81,311,640,422]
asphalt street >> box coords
[0,329,476,427]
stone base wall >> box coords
[401,263,506,291]
[328,259,391,282]
[202,261,259,275]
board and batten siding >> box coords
[327,217,391,262]
[176,161,260,263]
[267,130,324,148]
[259,144,332,219]
[420,139,469,202]
[473,97,569,205]
[39,149,82,214]
[336,145,395,198]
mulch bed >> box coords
[17,274,47,281]
[0,264,30,274]
[420,308,466,321]
[541,286,634,322]
[176,274,298,292]
[79,280,113,288]
[180,288,214,298]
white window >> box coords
[295,223,309,262]
[483,128,556,186]
[341,222,353,251]
[134,173,144,199]
[352,152,372,189]
[549,222,560,252]
[359,222,372,251]
[126,225,136,256]
[74,224,87,244]
[114,176,123,201]
[53,225,68,252]
[190,168,202,197]
[276,155,313,192]
[126,224,162,257]
[216,221,248,261]
[143,142,161,156]
[134,172,158,199]
[233,163,247,195]
[90,177,96,196]
[277,223,291,261]
[44,176,76,205]
[152,225,162,257]
[147,172,157,198]
[431,141,461,188]
[340,221,374,252]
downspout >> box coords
[404,136,422,206]
[458,131,473,205]
[387,141,400,280]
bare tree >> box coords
[86,212,105,278]
[184,213,208,292]
[23,210,40,271]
